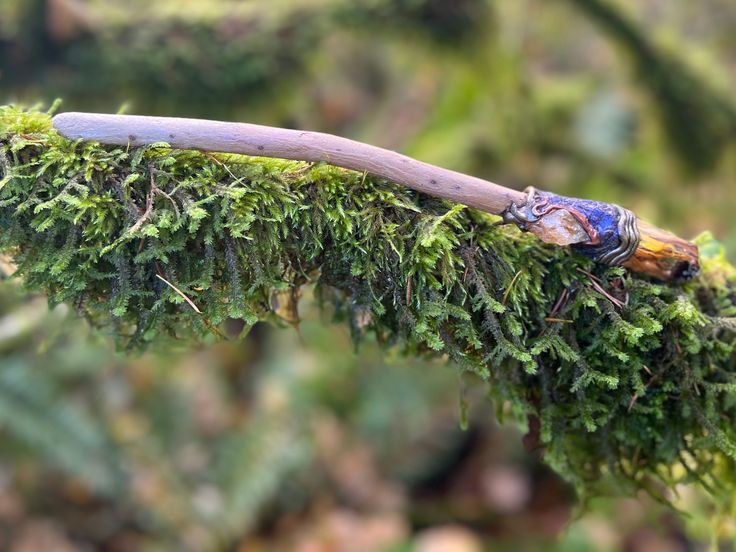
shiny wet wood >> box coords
[623,219,700,280]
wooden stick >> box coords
[52,112,700,281]
[52,112,525,214]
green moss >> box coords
[2,105,736,507]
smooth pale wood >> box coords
[623,219,700,280]
[52,112,526,214]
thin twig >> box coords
[577,267,626,309]
[502,270,523,306]
[128,186,153,235]
[628,367,665,412]
[52,112,526,214]
[155,274,202,314]
[549,288,571,318]
[205,152,243,184]
[150,168,181,217]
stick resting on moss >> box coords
[52,112,700,281]
[2,105,736,510]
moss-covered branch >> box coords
[2,105,736,506]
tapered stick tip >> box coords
[52,112,87,139]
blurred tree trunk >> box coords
[564,0,736,172]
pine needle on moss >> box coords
[1,105,736,507]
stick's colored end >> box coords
[623,220,700,281]
[504,188,699,282]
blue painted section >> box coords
[538,192,621,261]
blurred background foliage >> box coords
[0,0,735,550]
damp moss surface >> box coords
[2,105,736,507]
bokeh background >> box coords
[0,0,735,550]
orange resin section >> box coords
[622,219,700,280]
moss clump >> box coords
[2,105,736,505]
